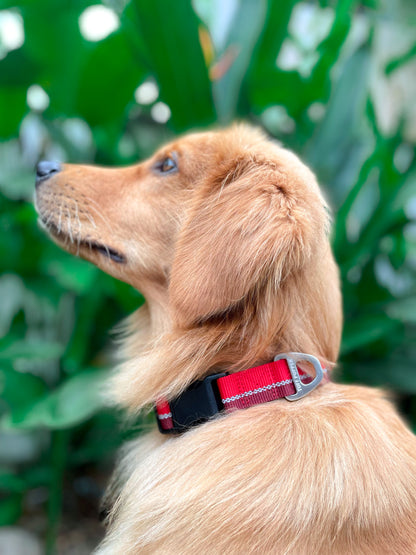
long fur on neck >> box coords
[108,241,340,414]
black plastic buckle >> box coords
[156,372,227,434]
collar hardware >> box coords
[156,372,227,434]
[156,353,326,434]
[274,352,324,401]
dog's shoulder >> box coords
[98,384,416,554]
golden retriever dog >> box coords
[35,125,416,554]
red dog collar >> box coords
[156,353,327,434]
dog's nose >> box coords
[36,160,61,186]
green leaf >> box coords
[387,233,408,270]
[40,250,98,295]
[249,0,356,120]
[385,42,416,75]
[129,0,215,130]
[341,314,400,355]
[63,286,104,371]
[0,469,26,493]
[248,67,305,114]
[337,138,409,271]
[0,274,25,337]
[387,298,416,324]
[305,43,371,173]
[0,494,22,526]
[250,0,297,70]
[0,48,40,87]
[0,339,64,361]
[75,30,146,126]
[307,0,355,101]
[18,1,91,117]
[0,366,47,411]
[213,0,268,122]
[343,359,416,393]
[2,369,108,430]
[0,88,27,138]
[334,151,378,259]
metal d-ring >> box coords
[273,352,324,401]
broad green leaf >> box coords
[0,88,27,138]
[0,366,46,411]
[18,2,90,117]
[387,298,416,324]
[2,369,108,430]
[337,138,409,270]
[343,359,416,393]
[21,465,51,489]
[305,43,371,174]
[63,287,104,371]
[0,339,64,361]
[0,274,25,337]
[75,30,146,126]
[250,0,297,70]
[69,411,124,464]
[129,0,215,130]
[248,67,305,115]
[342,261,393,311]
[40,249,98,295]
[385,42,416,75]
[0,48,39,87]
[249,0,356,120]
[341,314,400,355]
[0,494,22,526]
[386,232,408,270]
[213,0,267,122]
[334,151,378,258]
[0,201,48,275]
[0,469,26,493]
[0,0,90,8]
[307,0,355,102]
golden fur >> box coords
[35,125,416,554]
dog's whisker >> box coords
[66,207,74,243]
[74,200,81,233]
[44,209,54,227]
[74,200,82,255]
[57,205,63,233]
[84,196,114,233]
[86,204,114,234]
[84,211,97,230]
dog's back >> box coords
[97,383,416,554]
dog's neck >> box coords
[111,268,337,414]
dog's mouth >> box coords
[40,219,126,264]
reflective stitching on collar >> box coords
[157,412,172,420]
[221,379,293,404]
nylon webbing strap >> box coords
[155,400,173,431]
[155,359,313,433]
[217,358,301,410]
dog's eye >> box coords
[161,157,176,172]
[156,155,177,174]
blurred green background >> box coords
[0,0,415,552]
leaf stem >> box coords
[45,429,69,555]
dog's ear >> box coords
[169,155,327,326]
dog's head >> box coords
[35,125,342,407]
